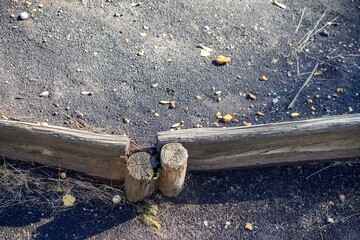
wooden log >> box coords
[159,143,188,197]
[0,120,129,182]
[157,114,360,171]
[125,152,155,202]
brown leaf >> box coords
[339,194,345,202]
[247,93,257,100]
[245,222,253,231]
[222,114,233,123]
[216,55,231,65]
[258,75,268,81]
[291,112,300,117]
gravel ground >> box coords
[1,0,359,146]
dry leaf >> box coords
[182,106,189,111]
[171,123,182,128]
[195,95,202,100]
[59,172,67,179]
[216,55,231,65]
[248,93,256,100]
[81,91,93,95]
[215,90,222,95]
[216,112,222,119]
[137,50,145,56]
[311,106,316,111]
[291,112,300,117]
[328,200,335,207]
[336,88,344,93]
[198,44,213,52]
[232,118,239,123]
[259,75,268,81]
[307,99,313,104]
[245,222,253,231]
[243,121,252,126]
[139,32,147,37]
[63,194,76,207]
[159,100,174,104]
[213,122,220,127]
[348,107,353,113]
[339,194,345,202]
[256,112,265,116]
[195,124,203,128]
[222,114,233,123]
[200,49,210,57]
[273,0,286,9]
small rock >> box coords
[113,13,121,17]
[39,91,49,98]
[112,195,122,204]
[151,83,158,88]
[326,217,335,223]
[203,221,208,227]
[19,12,29,20]
[272,98,279,104]
[320,29,330,37]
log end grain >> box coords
[159,143,188,197]
[124,152,155,202]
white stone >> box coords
[19,12,29,20]
[112,195,122,204]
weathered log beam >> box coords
[0,120,129,182]
[157,114,360,171]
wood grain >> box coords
[0,120,129,182]
[157,114,360,171]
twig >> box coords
[288,62,319,109]
[295,8,306,34]
[305,161,338,180]
[320,213,360,229]
[295,11,327,53]
[302,51,351,73]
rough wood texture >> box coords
[159,143,188,197]
[125,152,154,202]
[157,114,360,171]
[0,120,129,182]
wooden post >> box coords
[159,143,188,197]
[124,152,155,202]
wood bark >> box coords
[157,114,360,171]
[0,120,129,182]
[124,152,154,202]
[159,143,188,197]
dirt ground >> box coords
[1,0,360,239]
[0,158,360,239]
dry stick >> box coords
[305,162,340,180]
[320,213,360,229]
[288,62,319,109]
[295,11,327,53]
[294,8,306,34]
[302,51,350,73]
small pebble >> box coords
[203,221,208,227]
[272,98,279,104]
[19,12,29,20]
[39,91,49,98]
[320,29,330,37]
[326,217,335,223]
[151,83,158,88]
